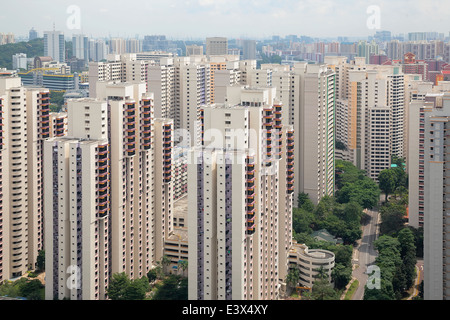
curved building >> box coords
[288,242,335,288]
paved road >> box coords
[351,208,380,300]
[408,260,424,300]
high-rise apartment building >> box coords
[366,105,392,180]
[109,38,126,55]
[95,82,156,280]
[257,62,335,203]
[29,28,38,41]
[0,77,53,282]
[148,58,175,119]
[186,45,203,56]
[422,92,450,300]
[153,118,174,262]
[242,40,257,60]
[188,96,294,300]
[325,56,405,180]
[408,82,450,228]
[174,57,211,146]
[44,30,65,62]
[206,37,228,57]
[88,39,108,62]
[44,99,110,300]
[72,34,89,62]
[44,80,177,299]
[292,63,335,203]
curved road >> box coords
[351,208,380,300]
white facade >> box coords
[423,93,450,300]
[12,53,27,70]
[0,77,52,282]
[188,100,294,300]
[44,30,65,62]
[206,37,228,57]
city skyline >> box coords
[1,0,450,40]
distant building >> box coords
[142,35,176,52]
[398,52,428,80]
[12,53,27,70]
[206,37,228,57]
[242,39,257,60]
[369,54,390,65]
[72,34,89,62]
[88,39,108,62]
[186,45,203,56]
[29,28,38,40]
[44,30,65,62]
[0,33,15,45]
[374,30,392,43]
[34,56,53,69]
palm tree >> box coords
[161,255,171,274]
[286,268,300,291]
[313,266,330,283]
[178,260,188,277]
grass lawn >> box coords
[344,279,359,300]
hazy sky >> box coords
[1,0,450,40]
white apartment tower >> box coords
[188,93,294,300]
[44,81,176,299]
[422,93,450,300]
[44,30,65,62]
[96,82,155,280]
[292,63,335,204]
[153,118,174,261]
[407,82,450,228]
[325,56,405,180]
[263,62,335,203]
[0,77,52,282]
[44,99,110,300]
[206,37,228,57]
[72,34,89,61]
[366,105,392,180]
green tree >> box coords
[378,169,398,202]
[19,279,44,300]
[367,235,403,300]
[397,228,417,290]
[339,201,363,224]
[50,91,65,109]
[286,268,300,289]
[147,268,158,283]
[0,38,44,69]
[161,255,172,274]
[331,264,352,290]
[36,250,45,272]
[292,208,315,234]
[380,201,406,235]
[297,192,315,211]
[311,278,339,300]
[107,272,131,300]
[152,275,188,300]
[125,277,149,300]
[178,260,188,277]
